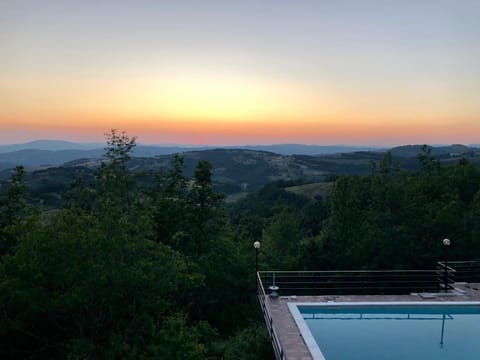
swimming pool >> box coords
[289,302,480,360]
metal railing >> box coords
[257,263,476,358]
[257,272,285,360]
[258,269,443,296]
[436,262,456,291]
[444,261,480,283]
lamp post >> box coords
[443,238,451,292]
[253,241,260,292]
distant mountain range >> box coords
[1,143,480,208]
[0,140,479,174]
[0,140,377,155]
[0,140,381,170]
[0,140,104,153]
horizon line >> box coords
[0,139,479,148]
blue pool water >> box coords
[298,303,480,360]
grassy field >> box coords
[285,181,333,199]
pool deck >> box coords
[266,282,480,360]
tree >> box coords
[152,154,189,247]
[187,160,225,256]
[0,166,38,256]
[262,207,303,270]
[223,323,274,360]
[146,315,208,359]
[0,132,213,359]
[96,129,138,209]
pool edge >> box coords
[287,301,480,360]
[288,302,326,360]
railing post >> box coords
[444,261,449,292]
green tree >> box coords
[147,315,208,359]
[223,323,274,360]
[188,160,225,255]
[96,129,138,209]
[0,131,213,359]
[152,154,189,247]
[0,166,38,256]
[262,207,304,270]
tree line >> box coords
[231,146,480,272]
[0,131,272,359]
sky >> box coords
[1,0,479,146]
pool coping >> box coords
[287,301,480,360]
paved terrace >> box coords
[265,283,480,360]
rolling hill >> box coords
[1,144,480,208]
[0,141,381,170]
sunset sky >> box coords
[1,0,479,145]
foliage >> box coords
[319,156,480,269]
[0,166,39,256]
[223,323,274,360]
[0,134,211,358]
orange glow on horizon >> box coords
[2,112,479,146]
[1,69,479,146]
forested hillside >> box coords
[1,133,480,359]
[3,143,480,210]
[0,132,273,359]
